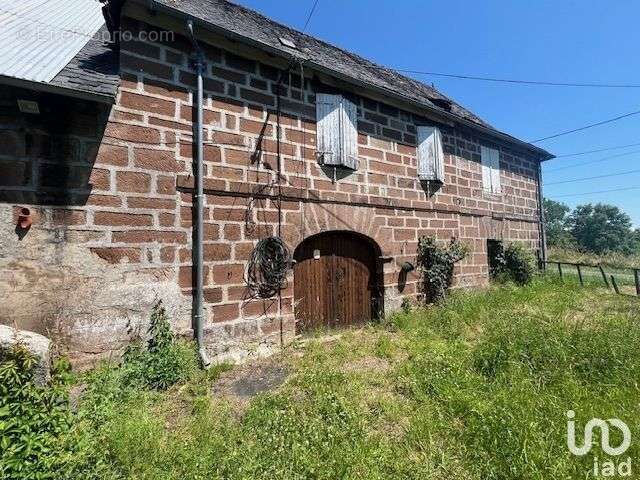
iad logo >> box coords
[566,410,632,477]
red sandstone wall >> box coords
[0,15,542,365]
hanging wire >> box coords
[245,236,291,299]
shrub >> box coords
[0,344,113,479]
[417,237,468,303]
[489,242,536,286]
[122,301,198,391]
[0,343,68,478]
[502,243,536,285]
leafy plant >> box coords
[0,344,113,479]
[490,242,536,286]
[122,301,198,391]
[416,237,468,303]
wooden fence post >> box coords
[611,275,621,295]
[576,264,584,286]
[635,269,640,297]
[558,262,563,280]
[599,265,611,289]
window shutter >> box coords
[417,126,444,182]
[340,97,358,170]
[481,146,493,192]
[490,148,502,194]
[316,94,358,170]
[316,93,342,166]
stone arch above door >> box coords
[283,202,393,256]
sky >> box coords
[235,0,640,227]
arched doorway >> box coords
[293,231,382,333]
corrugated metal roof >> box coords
[0,0,105,83]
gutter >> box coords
[0,75,116,105]
[137,0,554,161]
[537,162,548,266]
[186,20,211,368]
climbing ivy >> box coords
[416,237,469,304]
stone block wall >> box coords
[0,15,542,366]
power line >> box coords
[545,168,640,186]
[530,109,640,143]
[552,186,640,198]
[395,69,640,88]
[554,141,640,158]
[302,0,319,33]
[546,149,640,172]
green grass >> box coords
[549,246,640,270]
[31,278,640,479]
[547,247,639,294]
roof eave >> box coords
[0,75,116,105]
[134,0,554,161]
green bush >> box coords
[0,344,113,479]
[490,242,536,286]
[503,243,536,285]
[0,343,68,478]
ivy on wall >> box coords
[416,237,468,304]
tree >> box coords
[567,203,635,254]
[543,198,574,247]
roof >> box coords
[0,0,119,102]
[50,26,120,99]
[145,0,553,159]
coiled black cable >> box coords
[245,236,291,299]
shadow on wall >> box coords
[0,84,111,209]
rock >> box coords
[0,325,52,385]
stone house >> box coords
[0,0,553,367]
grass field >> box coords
[547,247,639,295]
[548,246,640,270]
[8,277,640,479]
[58,276,640,479]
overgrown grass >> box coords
[549,246,640,270]
[547,247,639,293]
[7,278,640,479]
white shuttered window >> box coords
[417,126,445,182]
[481,146,502,194]
[316,93,358,170]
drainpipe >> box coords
[537,160,548,267]
[186,20,211,367]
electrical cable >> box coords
[554,141,640,158]
[530,109,640,143]
[245,236,291,299]
[545,168,640,186]
[546,149,640,172]
[551,186,640,198]
[302,0,319,33]
[395,69,640,88]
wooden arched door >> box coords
[294,231,380,333]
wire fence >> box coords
[540,260,640,297]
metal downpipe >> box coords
[187,20,211,367]
[537,161,548,267]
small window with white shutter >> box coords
[481,146,502,194]
[315,93,358,170]
[417,126,445,183]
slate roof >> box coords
[50,26,120,101]
[148,0,552,158]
